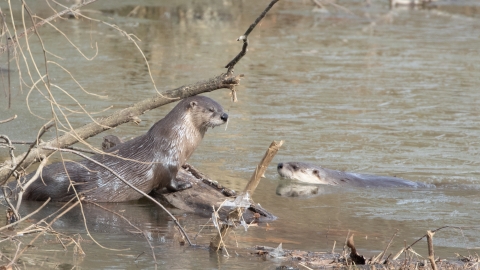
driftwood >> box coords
[154,164,276,223]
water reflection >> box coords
[275,179,323,198]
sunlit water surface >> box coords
[1,0,480,268]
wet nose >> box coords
[220,113,228,121]
[277,163,283,170]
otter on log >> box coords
[8,96,228,202]
[277,162,433,188]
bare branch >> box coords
[0,135,16,170]
[427,230,438,270]
[1,121,54,184]
[0,10,12,109]
[0,198,51,231]
[10,199,82,268]
[0,74,240,183]
[0,115,17,124]
[243,140,284,195]
[0,0,99,55]
[13,155,48,213]
[225,0,280,72]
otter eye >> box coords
[313,170,319,175]
[292,165,298,171]
[209,107,215,112]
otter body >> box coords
[10,96,228,202]
[277,162,432,188]
[101,135,123,151]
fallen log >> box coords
[153,164,276,223]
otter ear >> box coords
[189,101,197,108]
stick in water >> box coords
[243,140,284,196]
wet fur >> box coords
[9,96,228,202]
[277,162,432,188]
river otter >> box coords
[8,96,228,202]
[277,162,433,188]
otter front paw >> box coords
[166,179,192,192]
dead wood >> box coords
[427,230,438,270]
[210,223,232,251]
[346,234,366,265]
[252,243,473,270]
[153,164,276,223]
[0,115,17,124]
[244,140,284,196]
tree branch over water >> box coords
[225,0,280,73]
[0,74,241,183]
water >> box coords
[1,0,480,268]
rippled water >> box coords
[1,0,480,268]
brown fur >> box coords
[9,96,228,202]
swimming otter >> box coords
[277,162,432,188]
[8,96,228,202]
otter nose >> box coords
[220,113,228,121]
[277,163,283,170]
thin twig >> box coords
[0,198,51,232]
[0,0,99,55]
[0,135,16,170]
[8,199,81,268]
[15,195,78,234]
[225,0,280,72]
[0,10,12,109]
[0,115,17,124]
[63,146,97,155]
[373,229,398,264]
[2,120,54,185]
[2,186,20,223]
[89,202,158,266]
[405,226,452,251]
[14,155,48,213]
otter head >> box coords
[185,96,228,132]
[277,162,331,185]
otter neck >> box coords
[149,112,205,164]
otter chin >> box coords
[8,95,228,202]
[277,162,332,185]
[277,162,433,188]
